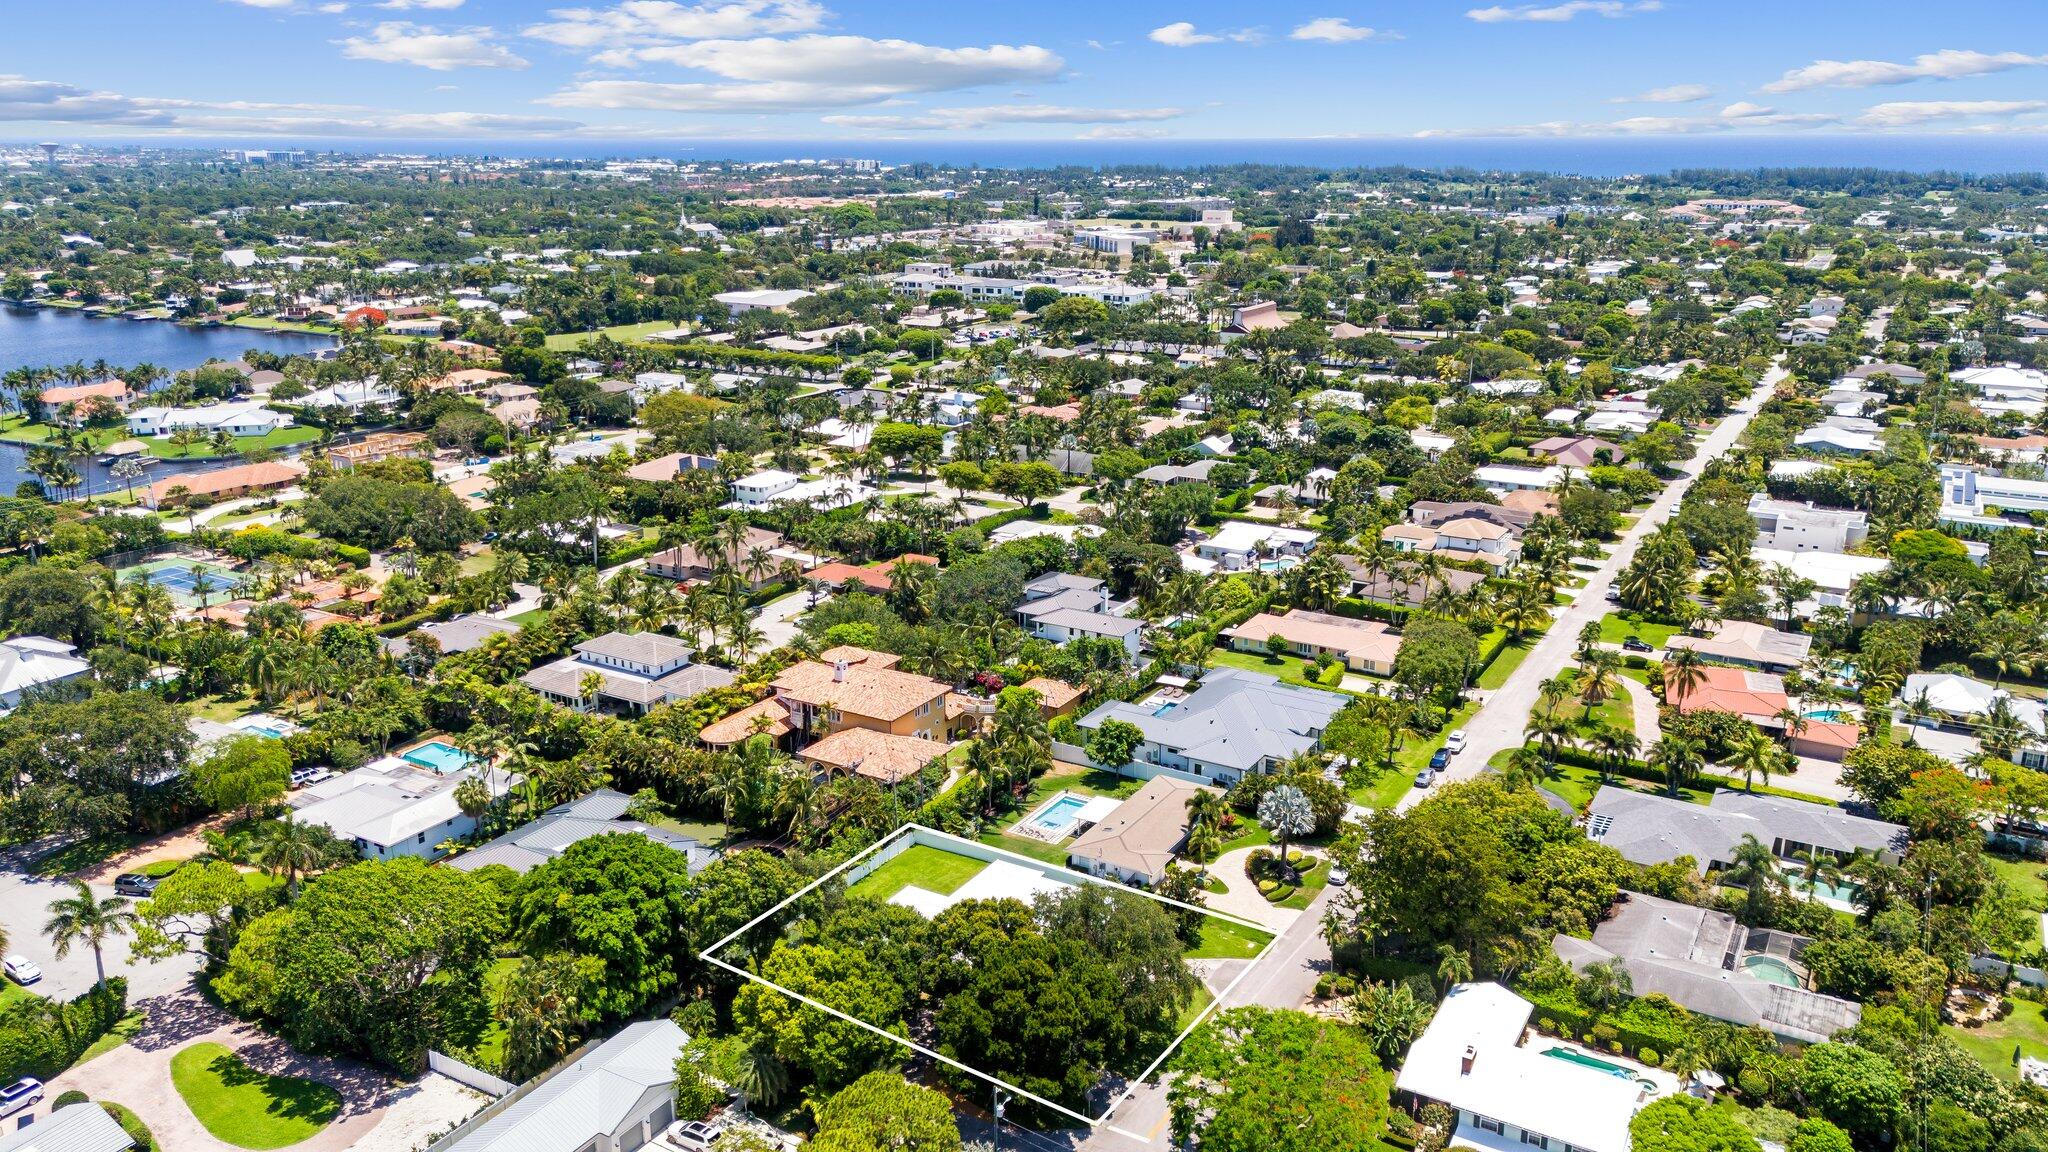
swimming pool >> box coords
[401,740,472,773]
[1257,557,1301,573]
[243,724,288,740]
[1027,794,1090,837]
[1803,708,1853,723]
[1742,955,1803,987]
[1543,1047,1657,1090]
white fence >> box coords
[429,1050,516,1097]
[1970,954,2048,989]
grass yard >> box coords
[977,830,1071,867]
[1391,699,1480,778]
[544,320,683,351]
[1598,613,1684,648]
[1989,852,2048,912]
[1351,767,1414,812]
[1206,646,1358,695]
[1566,695,1634,738]
[169,1042,343,1149]
[466,957,522,1074]
[74,1010,145,1066]
[1478,638,1536,690]
[977,765,1145,865]
[1277,857,1331,910]
[849,844,990,902]
[1186,916,1275,960]
[1176,984,1215,1033]
[1944,997,2048,1082]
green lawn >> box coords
[1277,857,1331,910]
[467,957,522,1074]
[0,416,324,461]
[169,1042,343,1149]
[74,1010,145,1065]
[1944,997,2048,1082]
[505,608,552,629]
[1176,984,1215,1033]
[977,765,1146,865]
[1186,916,1275,960]
[1206,646,1360,694]
[1351,768,1414,812]
[1566,695,1634,738]
[1391,698,1481,778]
[848,844,990,902]
[1478,637,1537,690]
[1989,852,2048,912]
[544,320,683,351]
[1598,613,1684,648]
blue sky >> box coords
[3,0,2047,142]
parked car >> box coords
[1444,730,1467,755]
[113,873,160,898]
[1413,767,1436,788]
[1428,747,1451,771]
[1604,586,1621,602]
[0,1078,42,1119]
[2,956,40,986]
[1622,636,1654,653]
[290,766,333,789]
[1327,866,1350,887]
[662,1120,724,1152]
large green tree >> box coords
[514,833,697,1021]
[809,1072,961,1152]
[1169,1007,1391,1152]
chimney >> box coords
[1461,1046,1477,1076]
[833,659,847,683]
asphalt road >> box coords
[1397,364,1780,808]
[0,847,201,1003]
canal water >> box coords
[0,305,339,496]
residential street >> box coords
[1399,362,1782,807]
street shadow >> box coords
[129,988,235,1052]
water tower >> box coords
[36,143,58,165]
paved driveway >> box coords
[40,987,479,1152]
[1200,846,1310,933]
[0,846,200,1003]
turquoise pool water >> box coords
[401,741,471,773]
[1743,955,1803,987]
[1257,557,1300,573]
[1027,793,1089,837]
[244,724,288,739]
[1803,708,1852,723]
[1543,1047,1633,1078]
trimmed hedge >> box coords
[0,979,127,1085]
[1521,983,1694,1064]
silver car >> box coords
[0,1078,42,1119]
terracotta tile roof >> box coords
[1224,610,1400,667]
[144,460,305,504]
[1020,677,1083,712]
[803,555,938,592]
[38,380,131,406]
[772,648,948,722]
[423,368,511,392]
[1671,665,1789,723]
[698,697,793,746]
[801,727,951,784]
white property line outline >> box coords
[698,822,1280,1138]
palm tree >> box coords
[1721,833,1787,924]
[1727,728,1782,794]
[727,1042,790,1113]
[1662,645,1707,709]
[253,815,331,899]
[1590,724,1641,785]
[1435,944,1473,993]
[1646,735,1705,799]
[1976,631,2039,691]
[43,882,137,988]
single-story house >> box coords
[291,761,518,862]
[1662,621,1810,672]
[0,1098,136,1152]
[384,614,520,660]
[0,635,93,712]
[429,1020,690,1152]
[1224,610,1400,676]
[1584,786,1906,874]
[449,788,717,875]
[1075,667,1347,786]
[142,460,306,509]
[1193,522,1318,571]
[1066,775,1210,886]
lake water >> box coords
[0,306,336,497]
[0,305,336,376]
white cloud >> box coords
[166,111,584,136]
[1147,22,1260,47]
[338,22,529,69]
[549,34,1060,110]
[379,0,465,8]
[1419,102,1832,137]
[220,0,298,7]
[1078,125,1170,139]
[1467,1,1660,22]
[1762,49,2048,93]
[821,104,1183,131]
[0,75,174,125]
[523,0,827,49]
[1856,99,2048,128]
[1610,83,1710,104]
[1290,17,1395,43]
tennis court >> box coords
[117,557,244,608]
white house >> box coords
[430,1021,690,1152]
[1793,425,1881,456]
[519,632,735,716]
[0,635,92,712]
[1474,464,1563,494]
[1396,983,1663,1152]
[290,760,518,862]
[1194,522,1319,571]
[712,288,813,314]
[1748,495,1869,553]
[127,401,293,438]
[725,468,875,511]
[295,379,401,411]
[1013,572,1143,662]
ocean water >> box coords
[0,306,336,376]
[148,134,2048,176]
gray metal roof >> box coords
[1079,667,1346,772]
[573,631,695,668]
[0,1102,135,1152]
[448,789,717,875]
[434,1020,688,1152]
[1585,787,1904,872]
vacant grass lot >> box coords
[544,320,681,350]
[1598,612,1684,648]
[169,1042,342,1149]
[1945,998,2048,1082]
[848,844,990,902]
[1186,915,1274,960]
